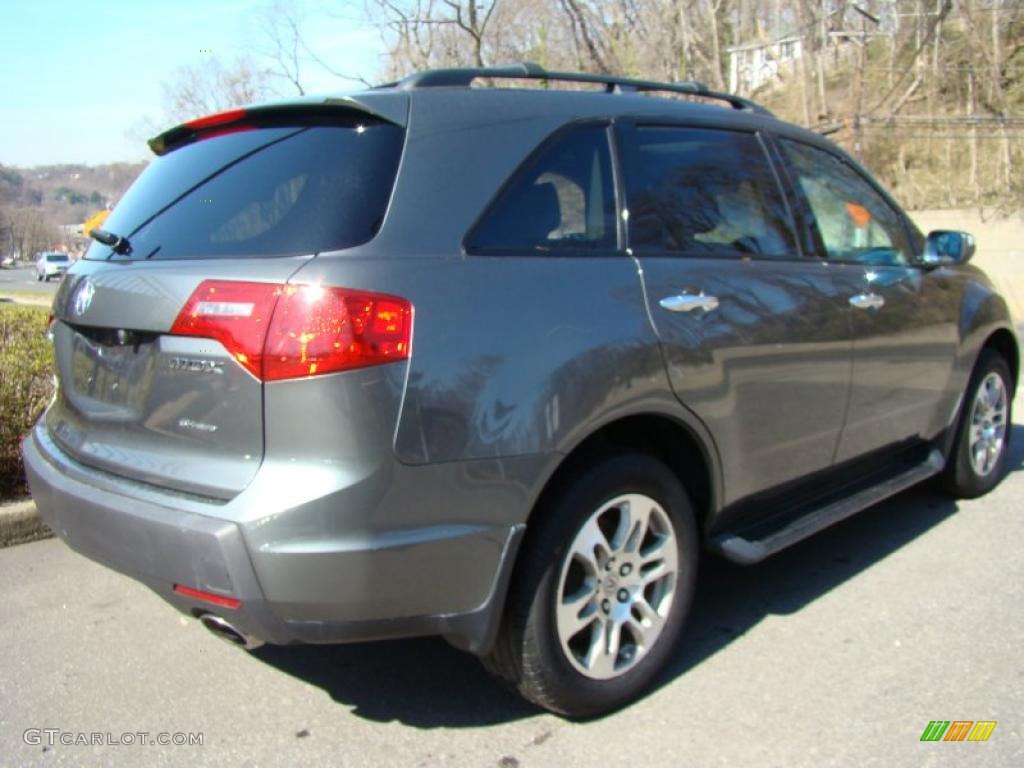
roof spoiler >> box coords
[147,96,407,156]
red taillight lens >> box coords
[170,281,282,378]
[173,583,241,610]
[170,280,412,381]
[263,285,412,381]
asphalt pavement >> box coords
[0,265,62,297]
[1,425,1022,767]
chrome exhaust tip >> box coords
[199,613,265,651]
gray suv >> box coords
[24,64,1017,717]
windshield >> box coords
[86,118,404,261]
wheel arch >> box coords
[980,327,1019,392]
[467,410,721,658]
[527,412,720,537]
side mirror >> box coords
[922,230,976,266]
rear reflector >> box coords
[170,280,412,381]
[173,584,241,610]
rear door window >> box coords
[86,118,404,260]
[622,126,797,258]
[466,125,618,254]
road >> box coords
[0,265,62,297]
[2,425,1023,767]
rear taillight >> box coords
[170,281,281,378]
[170,280,412,381]
[263,284,412,381]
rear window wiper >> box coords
[90,228,132,256]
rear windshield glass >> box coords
[47,254,69,262]
[86,120,404,260]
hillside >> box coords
[0,162,146,227]
[724,10,1022,212]
[365,0,1021,212]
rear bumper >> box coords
[23,423,524,652]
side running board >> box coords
[712,449,945,565]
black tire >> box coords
[483,453,699,717]
[941,349,1013,498]
[37,274,43,282]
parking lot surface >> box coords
[2,414,1022,766]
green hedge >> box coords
[0,304,53,499]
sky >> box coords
[0,0,384,167]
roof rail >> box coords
[391,62,772,116]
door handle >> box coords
[848,292,885,310]
[659,292,720,313]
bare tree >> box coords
[443,0,500,67]
[257,0,308,94]
[255,1,373,93]
[960,0,1021,196]
[369,0,506,76]
[1,208,58,261]
[159,55,276,124]
[558,0,615,73]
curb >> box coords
[0,498,52,548]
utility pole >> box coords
[849,5,880,161]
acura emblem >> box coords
[72,278,95,317]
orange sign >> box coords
[845,202,872,228]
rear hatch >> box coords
[46,102,406,499]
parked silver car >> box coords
[35,251,70,281]
[24,64,1017,717]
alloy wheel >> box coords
[554,493,679,680]
[968,371,1008,477]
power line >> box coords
[894,6,1021,15]
[851,66,1024,72]
[853,133,1024,138]
[861,116,1024,125]
[829,126,1024,138]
